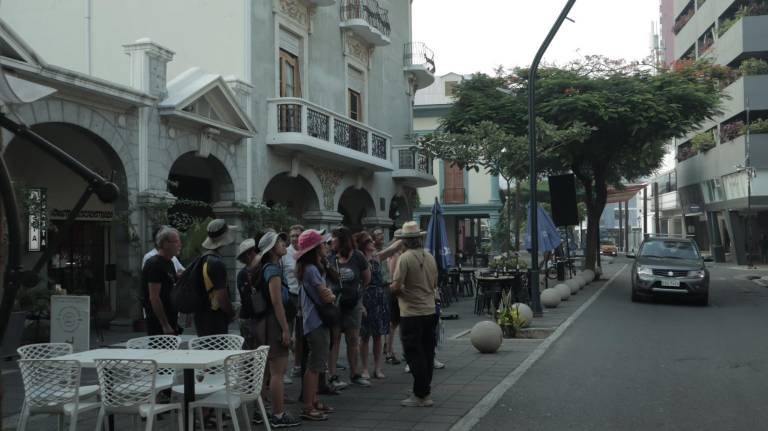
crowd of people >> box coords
[140,218,441,428]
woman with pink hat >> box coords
[295,229,337,421]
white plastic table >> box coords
[59,348,250,429]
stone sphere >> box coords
[582,269,595,284]
[565,279,580,294]
[574,275,587,288]
[470,321,503,353]
[512,303,534,327]
[541,288,561,308]
[554,283,571,301]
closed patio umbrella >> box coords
[426,197,453,272]
[524,204,563,253]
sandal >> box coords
[314,401,335,413]
[373,370,386,379]
[318,385,340,396]
[301,409,328,421]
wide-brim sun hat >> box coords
[394,221,425,238]
[202,219,238,250]
[294,229,332,260]
[236,238,256,259]
[258,230,288,255]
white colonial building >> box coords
[0,0,435,319]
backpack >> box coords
[171,251,215,313]
[250,262,294,319]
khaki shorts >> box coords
[305,326,330,372]
[251,314,289,359]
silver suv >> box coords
[629,237,711,306]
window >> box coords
[279,49,301,97]
[443,161,465,204]
[349,89,362,121]
[445,81,458,97]
[347,65,364,121]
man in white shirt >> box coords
[281,224,304,381]
[142,226,185,273]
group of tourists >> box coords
[140,218,440,428]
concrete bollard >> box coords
[541,288,561,308]
[470,321,503,353]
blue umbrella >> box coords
[524,204,563,252]
[426,198,453,272]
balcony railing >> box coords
[397,149,432,174]
[340,0,390,45]
[268,97,392,170]
[404,42,435,74]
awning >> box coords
[606,183,646,204]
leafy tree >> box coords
[421,57,727,271]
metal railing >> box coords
[268,98,390,161]
[397,148,431,174]
[340,0,391,37]
[404,42,435,74]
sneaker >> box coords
[329,375,348,391]
[433,359,445,369]
[336,362,347,370]
[386,355,401,365]
[252,414,265,425]
[404,364,410,373]
[400,395,433,407]
[283,374,293,385]
[291,366,302,377]
[270,412,301,428]
[351,374,371,387]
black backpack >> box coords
[172,251,215,313]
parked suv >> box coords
[629,236,711,305]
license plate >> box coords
[661,279,680,287]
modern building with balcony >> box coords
[413,73,503,263]
[663,0,768,264]
[1,0,436,319]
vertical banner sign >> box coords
[51,295,90,352]
[27,188,47,251]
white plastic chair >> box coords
[126,335,182,391]
[95,358,184,431]
[171,334,245,397]
[188,347,271,431]
[17,359,100,431]
[17,342,73,360]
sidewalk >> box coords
[2,264,624,430]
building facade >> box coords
[413,73,502,262]
[663,0,768,264]
[1,0,436,319]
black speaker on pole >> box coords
[548,174,579,227]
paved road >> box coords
[476,259,768,431]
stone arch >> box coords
[337,186,376,232]
[263,173,321,221]
[167,152,235,204]
[1,98,138,192]
[4,121,132,316]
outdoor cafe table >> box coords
[58,347,250,430]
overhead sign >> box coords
[51,295,90,352]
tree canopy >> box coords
[418,56,728,270]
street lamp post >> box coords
[528,0,577,316]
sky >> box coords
[412,0,661,76]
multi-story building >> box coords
[663,0,768,264]
[1,0,435,319]
[413,73,502,262]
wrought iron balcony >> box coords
[267,97,392,171]
[392,147,436,187]
[340,0,391,46]
[404,42,435,90]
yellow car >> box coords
[600,240,618,256]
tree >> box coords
[423,57,727,272]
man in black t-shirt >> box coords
[193,219,237,336]
[141,226,182,335]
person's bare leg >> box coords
[303,369,319,411]
[372,335,384,376]
[359,335,370,376]
[270,357,288,415]
[329,327,341,377]
[345,330,360,377]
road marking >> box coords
[449,264,628,431]
[450,329,471,340]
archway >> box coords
[263,173,320,222]
[338,187,376,232]
[5,122,130,315]
[167,152,235,204]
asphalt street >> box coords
[476,258,768,431]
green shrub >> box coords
[739,58,768,76]
[691,131,716,152]
[749,118,768,134]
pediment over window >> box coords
[159,67,256,139]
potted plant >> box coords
[496,290,525,338]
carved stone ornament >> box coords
[344,32,370,66]
[313,165,344,210]
[278,0,310,29]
